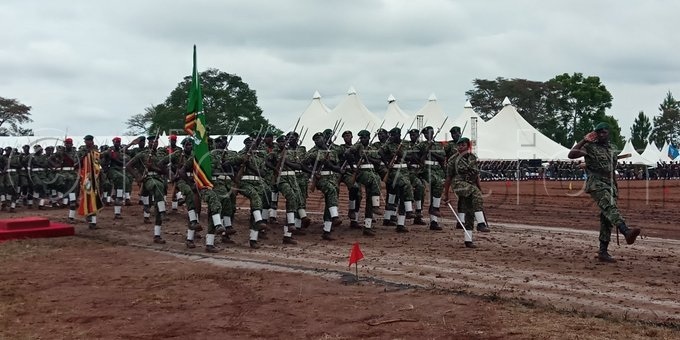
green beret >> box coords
[84,135,94,141]
[457,137,470,144]
[182,137,192,145]
[146,135,156,141]
[450,126,461,134]
[264,131,274,137]
[276,135,286,142]
[376,128,387,134]
[137,136,146,141]
[341,130,352,137]
[357,130,370,138]
[408,129,420,134]
[322,129,333,136]
[421,126,434,134]
[389,127,401,135]
[594,122,609,131]
[312,132,324,140]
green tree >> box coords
[127,69,279,136]
[649,91,680,146]
[0,97,33,136]
[629,111,652,152]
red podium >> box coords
[0,217,75,242]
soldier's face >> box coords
[409,132,419,142]
[343,134,352,144]
[22,146,29,154]
[64,142,72,150]
[456,142,469,154]
[452,133,461,141]
[378,132,388,142]
[314,137,325,148]
[264,136,273,144]
[85,140,94,148]
[424,129,434,140]
[149,140,158,149]
[389,133,400,142]
[113,141,121,148]
[596,129,609,143]
[360,136,369,146]
[184,142,193,153]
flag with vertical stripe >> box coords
[184,45,213,189]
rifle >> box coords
[419,117,448,166]
[274,117,301,184]
[230,125,264,195]
[382,117,416,182]
[351,120,385,183]
[310,120,342,192]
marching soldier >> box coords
[260,131,278,223]
[166,134,182,211]
[125,135,169,244]
[211,136,238,245]
[405,129,426,225]
[287,131,312,231]
[416,126,445,230]
[267,135,304,244]
[100,137,133,219]
[443,137,489,248]
[5,147,21,212]
[28,145,50,210]
[19,145,33,208]
[379,127,415,233]
[338,130,363,228]
[568,122,640,262]
[305,132,343,240]
[347,130,383,236]
[162,138,202,232]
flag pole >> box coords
[355,262,359,281]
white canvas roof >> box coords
[444,100,487,140]
[619,140,654,165]
[296,90,334,144]
[659,141,673,162]
[415,94,447,132]
[329,87,381,138]
[478,98,571,160]
[640,142,663,164]
[381,94,412,129]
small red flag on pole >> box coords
[348,242,364,267]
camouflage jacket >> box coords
[447,152,479,184]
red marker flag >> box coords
[348,242,364,267]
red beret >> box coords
[64,138,73,143]
[112,137,121,142]
[169,134,177,141]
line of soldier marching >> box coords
[0,123,491,251]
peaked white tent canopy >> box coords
[382,94,412,129]
[414,94,446,133]
[328,87,381,140]
[619,140,654,165]
[659,141,673,162]
[640,142,663,164]
[445,100,487,139]
[296,91,334,145]
[479,98,571,160]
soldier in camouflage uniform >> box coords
[166,134,183,212]
[0,147,12,210]
[100,137,132,219]
[28,145,51,209]
[226,134,269,249]
[287,131,312,231]
[443,137,489,248]
[372,128,396,225]
[379,127,415,233]
[444,126,475,230]
[211,136,238,245]
[126,135,169,244]
[99,144,113,206]
[260,131,278,223]
[347,130,383,236]
[416,126,445,230]
[305,132,343,240]
[568,122,641,262]
[53,138,79,220]
[5,147,21,212]
[338,130,363,228]
[405,129,426,225]
[19,145,33,208]
[266,135,304,244]
[162,138,202,231]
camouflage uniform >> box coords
[101,142,132,218]
[415,128,445,230]
[288,140,311,230]
[338,132,362,224]
[28,146,50,208]
[379,128,415,232]
[54,143,79,220]
[165,147,201,228]
[5,148,22,211]
[404,134,426,224]
[305,133,342,239]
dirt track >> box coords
[1,180,679,339]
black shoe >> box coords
[282,236,297,245]
[215,225,226,235]
[331,217,342,228]
[429,221,442,231]
[363,228,376,237]
[396,225,409,233]
[114,214,122,220]
[268,217,277,224]
[625,228,641,245]
[185,239,196,249]
[88,223,98,230]
[348,210,357,220]
[221,235,235,244]
[205,245,218,253]
[255,220,268,231]
[258,231,269,240]
[477,223,490,233]
[189,221,203,231]
[144,217,151,224]
[464,241,477,248]
[405,211,415,219]
[413,217,427,225]
[290,227,306,236]
[249,240,260,249]
[322,231,335,241]
[598,252,616,263]
[223,226,236,235]
[382,219,396,226]
[349,221,362,229]
[301,217,311,229]
[153,236,166,244]
[455,222,463,230]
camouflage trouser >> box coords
[19,171,31,195]
[28,170,48,196]
[108,168,132,197]
[295,173,309,210]
[453,181,483,212]
[458,195,474,231]
[218,179,235,217]
[4,172,20,197]
[201,186,224,234]
[355,169,381,218]
[386,169,414,212]
[176,179,198,210]
[58,171,79,196]
[143,175,166,225]
[315,174,339,221]
[420,167,444,198]
[238,178,264,211]
[408,170,425,203]
[277,174,301,213]
[339,171,361,210]
[100,171,112,196]
[589,186,624,243]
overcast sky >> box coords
[2,0,680,139]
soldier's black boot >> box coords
[464,241,477,248]
[477,222,490,233]
[429,221,442,231]
[363,228,375,237]
[282,236,297,245]
[221,234,234,244]
[413,211,427,225]
[185,239,196,249]
[618,223,641,245]
[322,231,335,241]
[598,241,616,263]
[205,245,218,253]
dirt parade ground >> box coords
[1,180,679,339]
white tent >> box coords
[640,142,663,164]
[381,94,412,129]
[296,91,334,146]
[619,140,654,165]
[445,100,487,139]
[414,94,446,132]
[478,98,571,160]
[328,87,381,140]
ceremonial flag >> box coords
[348,242,364,267]
[669,144,679,160]
[77,149,103,216]
[184,45,213,189]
